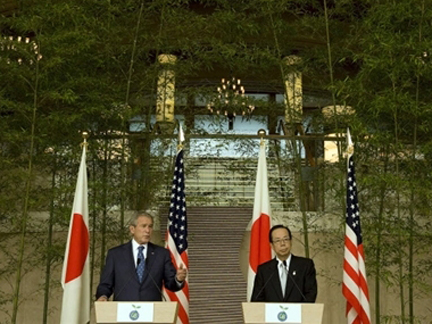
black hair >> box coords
[269,224,292,243]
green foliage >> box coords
[1,0,432,322]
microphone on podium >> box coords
[251,266,278,301]
[286,268,308,302]
[113,258,142,300]
[145,257,167,301]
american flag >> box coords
[165,148,189,324]
[342,138,371,324]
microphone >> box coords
[145,257,167,301]
[286,269,308,302]
[96,259,138,301]
[251,265,278,301]
[113,258,142,300]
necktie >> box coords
[280,260,287,297]
[136,246,145,283]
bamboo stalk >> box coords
[42,152,57,324]
[11,40,41,324]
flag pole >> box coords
[81,131,91,317]
[60,131,91,324]
[247,128,272,301]
[164,121,190,324]
[342,128,371,324]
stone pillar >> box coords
[322,105,355,163]
[156,54,177,134]
[283,55,303,125]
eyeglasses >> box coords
[272,238,291,245]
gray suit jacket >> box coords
[96,241,183,301]
[251,255,317,302]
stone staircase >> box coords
[161,206,252,324]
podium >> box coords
[242,302,324,324]
[95,301,178,324]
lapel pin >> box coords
[293,271,296,276]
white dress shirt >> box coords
[132,239,148,267]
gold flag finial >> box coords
[81,131,89,148]
[257,129,266,146]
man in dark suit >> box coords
[251,224,317,302]
[96,212,187,301]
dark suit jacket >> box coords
[251,255,317,302]
[96,241,183,301]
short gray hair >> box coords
[129,211,154,227]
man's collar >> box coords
[132,239,148,250]
[276,254,292,265]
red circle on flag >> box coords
[65,213,89,283]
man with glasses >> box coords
[251,224,317,302]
